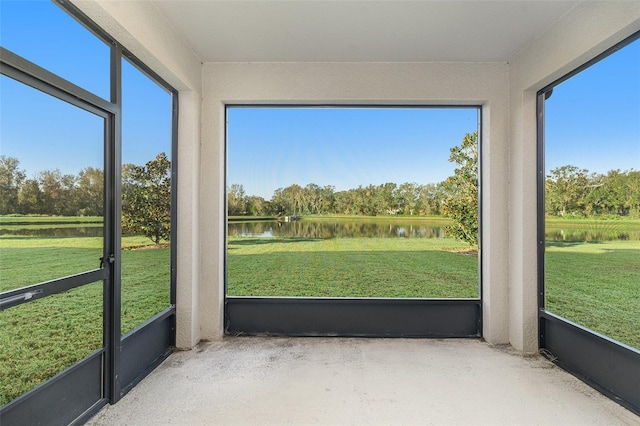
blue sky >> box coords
[227,107,478,199]
[0,0,172,178]
[0,1,638,195]
[545,38,640,175]
[228,37,639,199]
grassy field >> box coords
[545,240,640,348]
[546,217,640,240]
[0,218,170,405]
[2,214,639,405]
[544,217,640,349]
[228,217,640,350]
[227,236,478,298]
[546,216,640,229]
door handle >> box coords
[100,254,115,268]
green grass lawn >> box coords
[228,233,639,349]
[0,281,103,406]
[0,234,164,292]
[1,236,104,292]
[0,233,169,405]
[228,236,479,298]
[545,240,640,349]
[546,216,640,229]
[546,217,640,240]
[2,215,639,405]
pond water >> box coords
[228,218,640,241]
[0,225,144,238]
[0,226,104,237]
[228,219,449,239]
[2,219,637,241]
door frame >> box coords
[0,2,178,423]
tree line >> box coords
[0,153,171,244]
[0,155,104,216]
[8,131,635,247]
[546,165,640,218]
[228,181,448,218]
[229,132,481,245]
[228,163,639,222]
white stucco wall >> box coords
[200,62,511,344]
[71,0,203,349]
[508,1,640,352]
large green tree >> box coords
[0,155,26,214]
[76,167,104,216]
[396,182,420,216]
[17,178,43,214]
[418,183,442,215]
[442,131,479,246]
[545,165,591,216]
[37,169,78,216]
[227,183,247,215]
[122,152,171,245]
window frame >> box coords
[536,30,640,416]
[224,104,484,337]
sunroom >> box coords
[0,1,639,425]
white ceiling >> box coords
[152,0,580,63]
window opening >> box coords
[226,106,480,299]
[542,36,640,350]
[120,58,173,334]
[0,74,106,405]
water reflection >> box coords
[0,226,103,237]
[545,227,640,242]
[230,219,640,241]
[228,219,448,239]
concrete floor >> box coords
[88,337,638,426]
